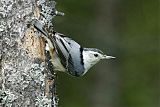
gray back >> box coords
[53,33,85,76]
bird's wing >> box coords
[53,33,85,76]
[52,33,71,68]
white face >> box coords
[83,51,104,73]
[82,50,115,75]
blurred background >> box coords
[53,0,159,107]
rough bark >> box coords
[0,0,61,106]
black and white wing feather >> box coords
[52,33,85,76]
[32,20,85,76]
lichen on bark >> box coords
[0,0,60,106]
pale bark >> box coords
[0,0,60,106]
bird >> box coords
[33,20,115,77]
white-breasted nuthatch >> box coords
[33,20,115,77]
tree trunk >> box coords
[0,0,60,106]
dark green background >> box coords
[53,0,159,107]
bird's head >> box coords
[82,48,115,74]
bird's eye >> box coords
[94,54,98,57]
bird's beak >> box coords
[103,55,116,59]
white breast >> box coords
[50,52,66,72]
